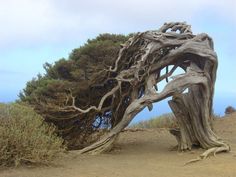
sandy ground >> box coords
[1,113,236,177]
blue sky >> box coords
[0,0,235,121]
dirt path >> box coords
[1,113,236,177]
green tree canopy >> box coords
[20,33,131,149]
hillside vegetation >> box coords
[0,103,65,167]
[131,113,178,129]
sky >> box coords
[0,0,235,122]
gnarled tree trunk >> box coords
[64,22,229,158]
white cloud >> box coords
[0,0,235,103]
[0,0,235,49]
[0,0,82,48]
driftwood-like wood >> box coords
[65,22,230,159]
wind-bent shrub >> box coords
[0,103,65,167]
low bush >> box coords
[130,113,178,129]
[0,103,65,167]
[225,106,236,115]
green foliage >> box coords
[19,33,131,149]
[20,33,131,102]
[130,113,178,129]
[0,103,65,167]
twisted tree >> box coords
[21,22,230,159]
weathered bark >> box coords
[65,22,229,158]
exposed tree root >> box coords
[184,144,230,165]
[78,134,118,155]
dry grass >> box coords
[0,103,66,167]
[131,112,222,129]
[130,113,178,129]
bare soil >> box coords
[1,113,236,177]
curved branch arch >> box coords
[64,22,229,157]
